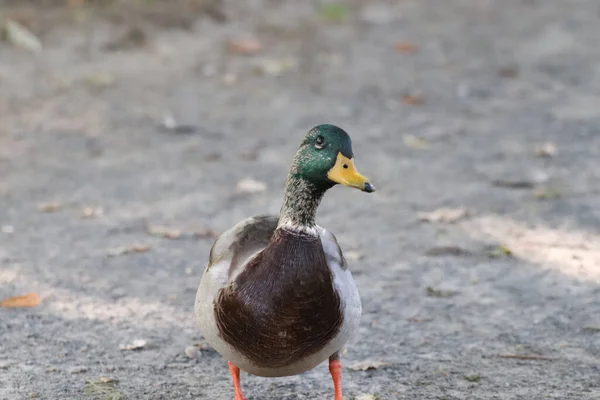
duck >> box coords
[195,124,375,400]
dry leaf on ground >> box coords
[418,207,468,223]
[106,244,151,257]
[464,374,482,382]
[395,41,418,53]
[348,360,390,371]
[226,38,263,55]
[236,178,267,194]
[5,19,42,52]
[401,94,425,105]
[345,250,363,261]
[403,135,429,149]
[426,287,458,298]
[0,293,41,308]
[194,228,219,239]
[85,73,115,88]
[147,225,182,240]
[119,339,147,351]
[85,377,125,400]
[37,203,63,213]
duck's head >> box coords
[290,124,375,193]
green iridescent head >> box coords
[289,124,375,193]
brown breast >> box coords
[214,228,343,369]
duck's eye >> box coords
[315,136,325,149]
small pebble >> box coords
[185,346,200,359]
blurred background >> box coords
[1,1,600,399]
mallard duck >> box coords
[195,124,375,400]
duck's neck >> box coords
[277,175,327,233]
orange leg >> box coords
[329,356,344,400]
[228,362,247,400]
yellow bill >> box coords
[327,153,375,192]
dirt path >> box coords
[2,1,600,399]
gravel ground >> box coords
[2,1,600,399]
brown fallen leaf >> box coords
[403,135,429,149]
[348,360,390,371]
[37,203,63,213]
[0,292,42,308]
[106,244,152,257]
[119,339,147,351]
[395,41,418,54]
[418,207,468,223]
[401,94,425,105]
[426,287,458,298]
[147,225,182,240]
[425,246,471,257]
[497,354,556,361]
[226,37,263,55]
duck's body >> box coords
[195,215,361,377]
[194,124,375,400]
